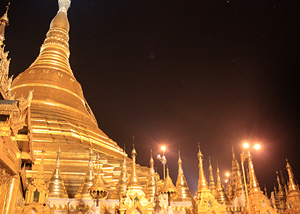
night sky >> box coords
[1,0,300,195]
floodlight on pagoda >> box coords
[254,144,261,150]
[157,145,167,179]
[243,142,249,149]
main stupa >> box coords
[10,0,147,198]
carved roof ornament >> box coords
[0,3,9,46]
[58,0,71,13]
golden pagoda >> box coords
[10,0,149,199]
[173,151,193,203]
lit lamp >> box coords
[240,142,260,214]
[157,146,167,180]
[225,172,230,184]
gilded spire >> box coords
[232,145,236,160]
[197,143,208,193]
[234,162,245,197]
[286,160,299,192]
[247,151,260,192]
[264,185,268,198]
[216,164,231,205]
[0,3,9,46]
[75,148,94,199]
[173,151,193,202]
[111,148,128,199]
[276,171,284,198]
[145,150,157,199]
[126,142,145,197]
[208,157,216,197]
[128,143,141,188]
[48,147,68,198]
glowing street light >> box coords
[225,172,230,184]
[240,143,261,214]
[157,146,167,180]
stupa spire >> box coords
[75,148,94,199]
[216,164,231,205]
[145,149,156,199]
[234,161,245,197]
[286,160,299,192]
[208,157,216,197]
[48,147,68,198]
[173,150,193,202]
[247,151,260,192]
[126,139,145,197]
[111,146,128,199]
[197,143,208,192]
[0,3,9,46]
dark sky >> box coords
[1,0,300,195]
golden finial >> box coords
[286,159,299,192]
[0,3,9,24]
[0,2,9,48]
[58,0,71,13]
[178,150,182,164]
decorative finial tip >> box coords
[58,0,71,13]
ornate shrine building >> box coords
[0,1,299,214]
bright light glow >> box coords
[254,144,261,150]
[161,146,166,152]
[225,179,228,183]
[243,142,249,148]
[226,172,230,177]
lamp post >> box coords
[157,146,167,180]
[240,142,260,214]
